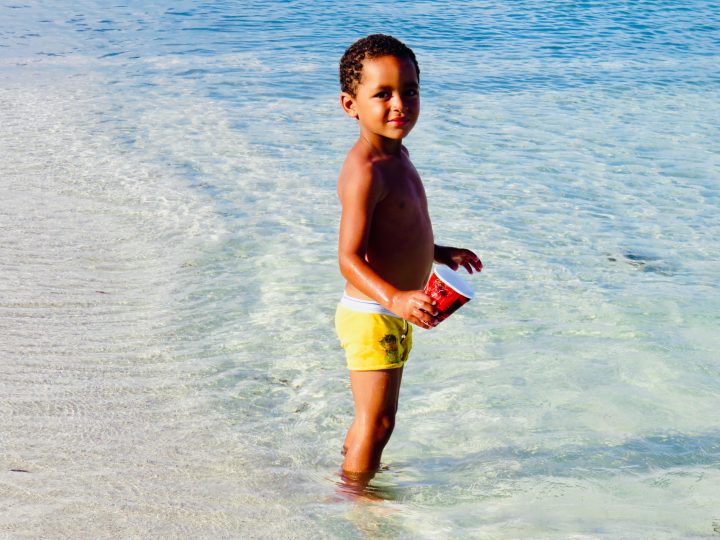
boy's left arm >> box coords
[434,244,483,274]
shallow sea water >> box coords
[1,1,719,538]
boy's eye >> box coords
[374,91,389,98]
[405,89,419,97]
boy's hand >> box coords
[434,246,483,274]
[389,290,438,329]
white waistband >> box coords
[340,294,399,317]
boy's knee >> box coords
[370,412,395,444]
[379,413,395,433]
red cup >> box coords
[423,265,474,324]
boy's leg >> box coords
[342,367,404,474]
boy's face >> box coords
[341,55,420,143]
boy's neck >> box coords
[360,133,403,157]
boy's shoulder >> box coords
[339,140,410,177]
[339,140,370,178]
[337,140,396,200]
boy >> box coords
[335,34,482,481]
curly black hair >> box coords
[339,34,420,96]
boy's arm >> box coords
[434,244,483,273]
[338,164,437,328]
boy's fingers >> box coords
[415,316,434,329]
[414,293,435,307]
[411,305,436,326]
[466,256,482,272]
[416,307,437,320]
[410,293,438,323]
[419,301,438,316]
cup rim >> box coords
[432,265,475,299]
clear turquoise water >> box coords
[1,1,719,537]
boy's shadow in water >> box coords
[332,432,720,538]
[366,430,720,501]
[428,429,719,478]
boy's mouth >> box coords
[388,117,409,126]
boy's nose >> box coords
[390,94,405,111]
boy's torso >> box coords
[345,144,434,298]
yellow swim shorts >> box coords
[335,299,412,371]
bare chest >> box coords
[372,170,432,236]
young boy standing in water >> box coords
[335,34,482,480]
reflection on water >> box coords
[334,465,410,504]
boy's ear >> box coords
[340,92,358,119]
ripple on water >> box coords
[0,81,278,536]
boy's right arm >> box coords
[337,162,437,328]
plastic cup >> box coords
[423,265,474,324]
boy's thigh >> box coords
[349,367,404,417]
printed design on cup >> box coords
[424,266,473,324]
[378,334,400,363]
[425,279,467,322]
